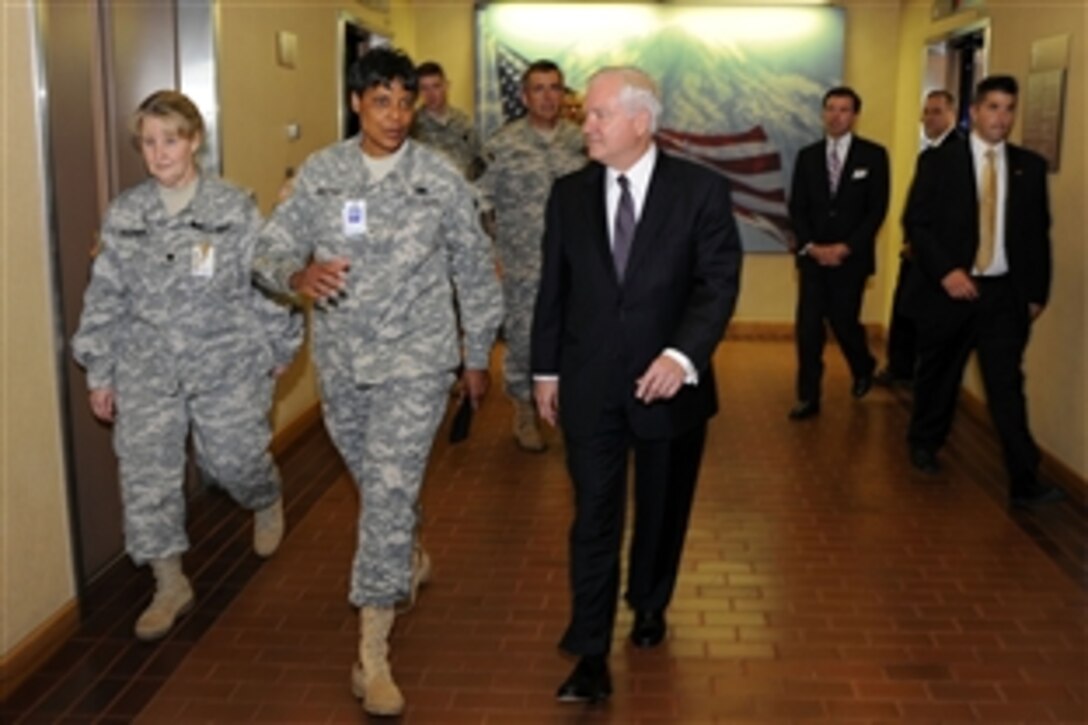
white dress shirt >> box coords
[969,132,1009,277]
[827,132,853,171]
[605,144,656,248]
[607,144,697,385]
[533,143,698,386]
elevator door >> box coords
[42,0,217,587]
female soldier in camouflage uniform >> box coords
[254,48,502,716]
[72,91,300,641]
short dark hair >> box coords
[416,61,445,79]
[521,59,563,89]
[347,46,418,96]
[823,86,862,113]
[974,75,1018,103]
[926,89,956,107]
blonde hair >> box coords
[132,90,205,144]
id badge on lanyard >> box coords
[342,199,367,237]
[191,240,215,278]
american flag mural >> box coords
[474,4,844,253]
[657,128,793,249]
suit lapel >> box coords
[581,164,614,283]
[622,151,677,285]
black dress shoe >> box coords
[556,656,611,703]
[852,374,874,399]
[910,447,940,475]
[788,400,820,420]
[630,609,666,648]
[1011,484,1066,508]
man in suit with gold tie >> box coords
[902,75,1062,507]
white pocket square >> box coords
[852,168,869,179]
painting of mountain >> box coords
[476,4,845,253]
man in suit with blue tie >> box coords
[531,66,742,702]
[788,87,890,419]
[902,75,1062,507]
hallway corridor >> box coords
[4,340,1085,723]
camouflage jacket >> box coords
[72,175,302,394]
[411,107,481,179]
[253,138,503,387]
[475,118,586,275]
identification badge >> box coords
[342,199,367,236]
[191,241,215,278]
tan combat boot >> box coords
[396,545,432,613]
[351,607,405,716]
[512,399,546,452]
[134,555,194,641]
[253,497,284,557]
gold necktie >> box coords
[975,148,997,272]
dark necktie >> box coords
[613,175,635,281]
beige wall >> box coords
[0,4,77,654]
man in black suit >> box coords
[531,66,741,702]
[788,87,890,419]
[875,90,960,387]
[902,75,1061,507]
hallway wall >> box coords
[0,3,77,655]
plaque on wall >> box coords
[1021,69,1066,172]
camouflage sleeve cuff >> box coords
[463,338,492,371]
[85,363,114,391]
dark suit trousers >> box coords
[909,276,1040,493]
[795,261,876,402]
[559,374,707,657]
[884,255,918,380]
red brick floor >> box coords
[6,341,1086,723]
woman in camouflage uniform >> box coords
[72,91,300,641]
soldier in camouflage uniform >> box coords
[253,48,502,717]
[410,60,482,179]
[71,91,301,642]
[476,59,586,452]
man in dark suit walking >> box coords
[875,90,960,387]
[788,87,890,419]
[531,66,741,702]
[902,75,1062,507]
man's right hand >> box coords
[941,268,978,300]
[289,257,350,301]
[533,379,559,427]
[89,388,115,423]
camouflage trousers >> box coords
[320,372,452,607]
[114,374,280,565]
[500,272,540,403]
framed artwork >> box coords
[476,4,845,252]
